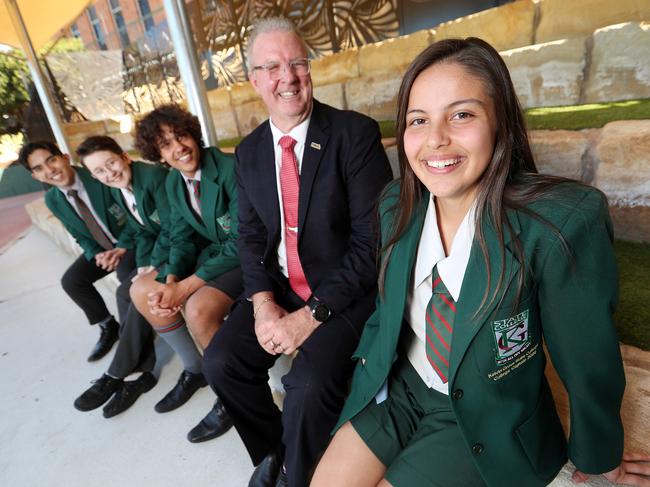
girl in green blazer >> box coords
[312,38,650,487]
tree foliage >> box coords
[0,38,84,135]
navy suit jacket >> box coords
[235,99,393,315]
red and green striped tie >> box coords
[425,266,456,383]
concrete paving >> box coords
[0,227,252,487]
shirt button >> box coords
[472,443,484,455]
[452,389,464,400]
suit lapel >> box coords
[257,125,281,240]
[448,210,522,384]
[382,197,428,347]
[297,102,329,239]
[199,150,219,240]
[53,187,88,236]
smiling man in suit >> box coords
[19,141,135,362]
[201,17,393,487]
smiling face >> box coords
[83,150,132,189]
[249,30,313,133]
[156,124,201,178]
[26,148,76,187]
[403,61,497,213]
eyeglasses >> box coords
[251,58,311,81]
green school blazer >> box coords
[109,161,171,269]
[336,181,625,487]
[159,146,240,282]
[45,166,134,260]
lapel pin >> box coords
[310,142,321,150]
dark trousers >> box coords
[203,287,375,487]
[107,269,156,378]
[60,251,135,325]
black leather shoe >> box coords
[154,370,207,413]
[249,450,283,487]
[103,372,157,418]
[87,318,119,362]
[74,374,123,411]
[187,398,233,443]
[275,467,288,487]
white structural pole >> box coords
[5,0,71,154]
[162,0,217,146]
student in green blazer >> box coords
[72,135,172,418]
[130,104,240,443]
[18,141,135,362]
[312,39,650,487]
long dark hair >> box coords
[382,37,573,314]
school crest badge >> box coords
[491,309,531,365]
[216,212,231,234]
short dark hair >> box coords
[18,141,62,171]
[76,136,125,166]
[134,104,204,162]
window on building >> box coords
[70,23,81,39]
[87,6,107,50]
[109,0,131,48]
[137,0,155,32]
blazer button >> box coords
[472,443,484,455]
[452,389,464,400]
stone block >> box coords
[609,206,650,243]
[311,49,359,87]
[110,132,134,152]
[358,30,432,77]
[536,0,650,44]
[207,86,232,111]
[594,120,650,206]
[435,0,535,52]
[584,22,650,104]
[501,37,586,108]
[229,81,259,106]
[211,108,240,141]
[235,100,268,138]
[529,129,588,180]
[345,75,401,121]
[63,121,106,139]
[383,141,399,179]
[313,83,346,110]
[546,344,650,479]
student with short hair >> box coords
[18,141,134,362]
[130,105,240,443]
[72,135,172,417]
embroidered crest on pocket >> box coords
[216,213,231,234]
[492,309,531,366]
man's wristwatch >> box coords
[306,296,332,323]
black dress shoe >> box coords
[275,467,288,487]
[87,318,119,362]
[103,372,157,418]
[154,370,207,413]
[74,374,123,411]
[187,398,233,443]
[249,450,283,487]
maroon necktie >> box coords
[279,135,311,301]
[67,189,113,251]
[425,266,456,383]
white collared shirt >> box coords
[120,187,144,225]
[269,116,311,278]
[404,195,476,394]
[180,168,202,217]
[59,173,117,244]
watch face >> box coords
[313,303,331,322]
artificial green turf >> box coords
[525,98,650,131]
[614,240,650,351]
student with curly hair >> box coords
[130,105,240,443]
